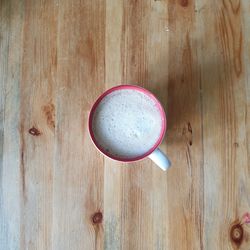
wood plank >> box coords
[166,0,204,249]
[52,1,105,249]
[19,0,57,249]
[0,1,24,249]
[197,0,250,249]
[104,1,170,249]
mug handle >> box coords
[148,148,171,171]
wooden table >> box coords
[1,0,250,249]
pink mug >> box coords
[88,85,171,170]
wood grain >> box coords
[167,0,204,249]
[53,1,105,249]
[105,1,170,250]
[1,0,250,249]
[197,1,250,249]
[0,1,24,249]
[19,1,57,249]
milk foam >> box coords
[92,89,163,159]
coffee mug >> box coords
[88,85,171,170]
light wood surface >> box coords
[1,0,250,249]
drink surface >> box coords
[92,89,163,159]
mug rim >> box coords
[88,84,167,162]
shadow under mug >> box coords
[88,85,171,171]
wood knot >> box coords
[28,127,41,136]
[180,0,188,7]
[92,212,103,224]
[187,122,192,134]
[230,223,243,246]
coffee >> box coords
[92,89,163,159]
